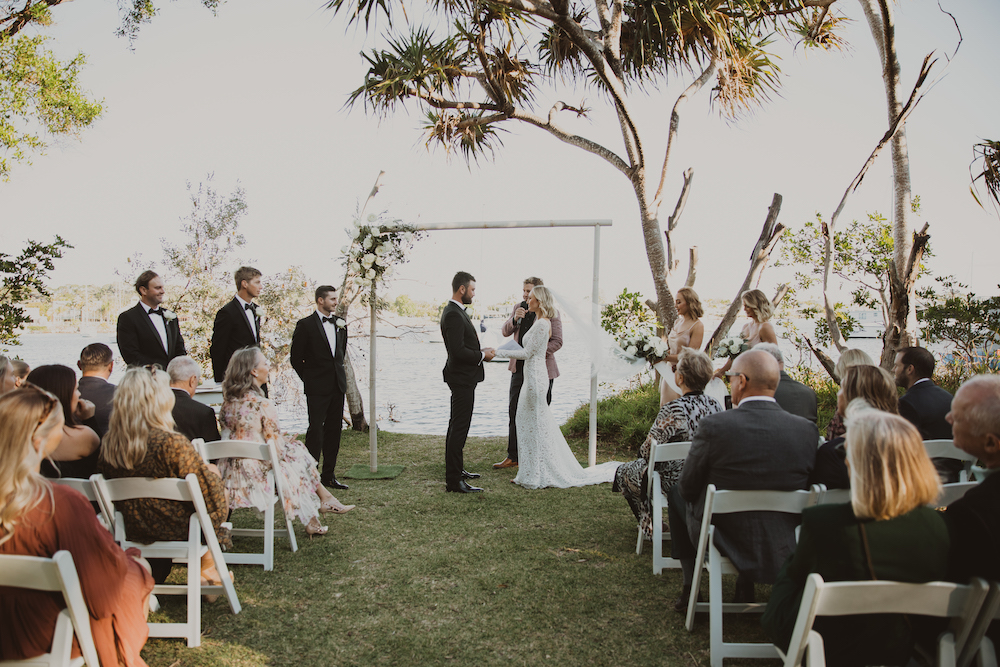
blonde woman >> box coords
[0,385,153,666]
[763,405,947,665]
[660,288,706,405]
[99,366,231,588]
[0,355,15,395]
[495,286,620,488]
[218,347,353,540]
[715,289,778,379]
[827,348,877,440]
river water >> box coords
[3,319,887,436]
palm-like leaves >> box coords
[422,109,507,162]
[971,139,1000,214]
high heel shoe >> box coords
[306,520,329,538]
[320,499,356,514]
[200,569,234,603]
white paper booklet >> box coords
[497,338,523,352]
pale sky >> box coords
[3,0,998,309]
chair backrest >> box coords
[48,477,98,503]
[783,573,988,667]
[649,441,692,466]
[811,484,852,507]
[0,551,101,667]
[926,440,977,483]
[196,439,270,463]
[934,482,980,509]
[706,485,817,516]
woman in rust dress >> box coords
[99,366,231,587]
[0,384,154,666]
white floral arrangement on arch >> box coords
[714,335,750,360]
[618,327,669,364]
[342,212,423,288]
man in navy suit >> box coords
[440,272,495,493]
[893,346,957,481]
[211,266,263,385]
[116,270,187,368]
[290,285,350,489]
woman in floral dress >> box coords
[218,348,354,539]
[613,349,722,539]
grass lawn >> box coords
[141,430,773,666]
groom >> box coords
[441,271,495,493]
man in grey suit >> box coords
[756,343,818,423]
[668,350,818,611]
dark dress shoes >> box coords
[446,480,483,493]
[322,477,349,490]
[461,470,481,479]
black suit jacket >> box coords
[774,370,818,423]
[289,312,348,396]
[899,380,953,440]
[117,302,187,368]
[679,399,818,582]
[170,388,221,443]
[78,376,116,438]
[210,298,260,382]
[440,301,484,387]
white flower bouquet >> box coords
[714,335,749,360]
[342,213,423,289]
[618,328,669,364]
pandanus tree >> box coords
[325,0,845,332]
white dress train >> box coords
[497,318,620,489]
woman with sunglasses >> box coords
[25,364,101,479]
[99,366,232,588]
[0,384,154,666]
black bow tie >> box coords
[244,302,257,313]
[148,308,164,316]
[322,316,336,324]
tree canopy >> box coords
[0,235,71,345]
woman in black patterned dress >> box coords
[613,349,722,539]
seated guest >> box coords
[894,346,959,482]
[756,343,818,423]
[0,384,154,667]
[0,355,15,396]
[27,365,100,479]
[826,348,876,440]
[219,347,354,539]
[10,359,29,388]
[99,366,231,587]
[669,350,817,610]
[613,349,721,539]
[810,365,897,490]
[77,343,116,438]
[943,375,1000,646]
[167,356,221,443]
[763,404,947,666]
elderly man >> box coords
[77,343,116,438]
[167,356,221,443]
[668,349,818,610]
[756,343,818,423]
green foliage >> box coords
[0,235,71,346]
[342,211,422,294]
[562,382,660,453]
[971,139,1000,214]
[392,294,439,318]
[0,33,103,180]
[600,288,655,343]
[919,279,1000,373]
[786,365,839,434]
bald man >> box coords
[669,350,818,611]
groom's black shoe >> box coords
[322,477,349,491]
[446,480,483,493]
[461,470,481,479]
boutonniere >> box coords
[335,318,346,329]
[254,305,266,319]
[162,310,177,321]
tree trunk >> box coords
[879,223,930,367]
[343,351,369,431]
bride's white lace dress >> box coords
[497,318,619,489]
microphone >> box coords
[515,300,528,325]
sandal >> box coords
[306,519,329,538]
[320,500,356,515]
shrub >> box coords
[562,382,660,454]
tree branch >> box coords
[511,104,630,175]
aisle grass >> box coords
[141,430,772,667]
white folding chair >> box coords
[959,580,1000,667]
[635,441,691,574]
[194,439,298,570]
[685,485,818,667]
[49,477,110,532]
[925,440,978,483]
[0,551,100,667]
[92,473,241,647]
[935,482,981,509]
[811,484,851,507]
[779,573,989,667]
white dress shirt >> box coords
[142,301,168,352]
[235,294,258,340]
[318,310,339,358]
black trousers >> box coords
[446,382,475,486]
[305,390,345,483]
[667,483,697,561]
[507,369,553,462]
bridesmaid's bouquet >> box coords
[714,335,750,360]
[618,328,669,364]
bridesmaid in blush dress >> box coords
[659,288,706,405]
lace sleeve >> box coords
[496,319,549,360]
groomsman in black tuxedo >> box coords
[290,285,350,489]
[117,270,187,368]
[211,266,263,387]
[440,272,495,493]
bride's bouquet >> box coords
[618,328,668,365]
[714,335,750,361]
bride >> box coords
[495,286,619,489]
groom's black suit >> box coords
[440,300,485,487]
[290,311,348,483]
[117,302,187,368]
